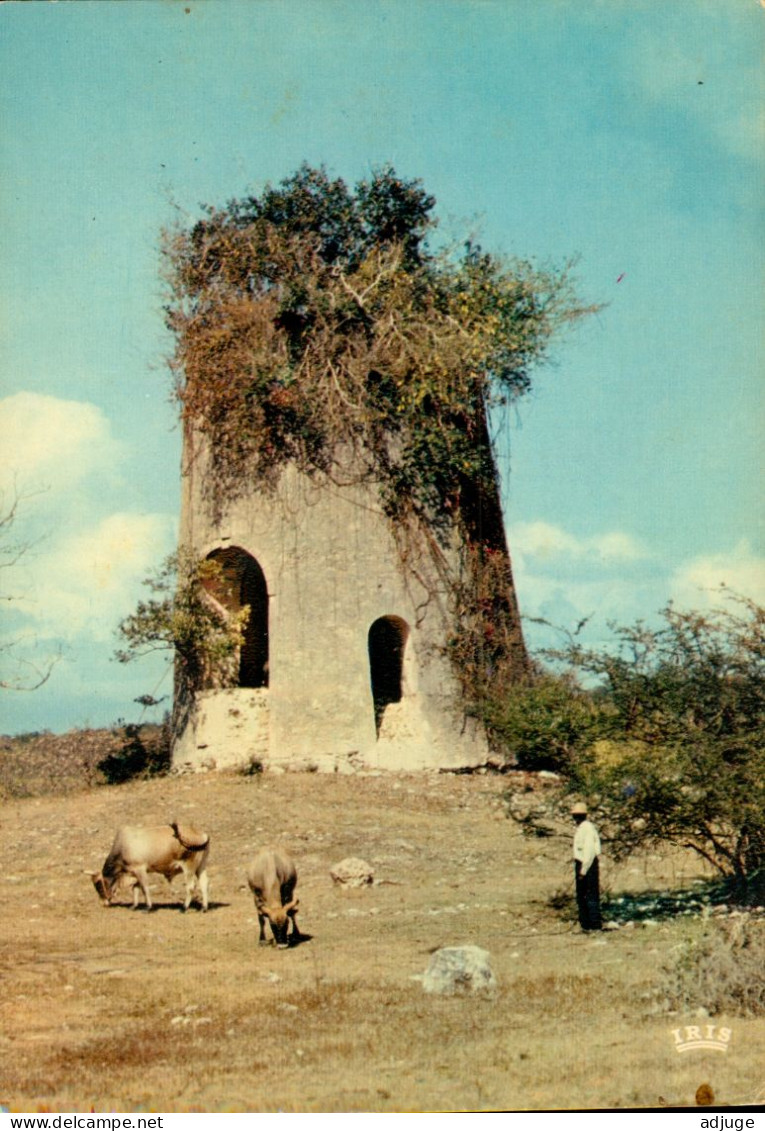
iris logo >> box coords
[670,1024,732,1053]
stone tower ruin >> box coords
[162,166,568,774]
[173,431,527,773]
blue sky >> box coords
[1,0,762,735]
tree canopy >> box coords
[164,163,593,531]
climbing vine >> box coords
[163,165,595,711]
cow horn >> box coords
[83,870,100,877]
[285,898,299,912]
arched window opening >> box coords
[368,615,409,736]
[204,547,269,688]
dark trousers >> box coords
[575,858,602,931]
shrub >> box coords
[555,594,765,905]
[482,671,605,770]
[97,721,171,785]
[662,914,765,1017]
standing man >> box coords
[571,801,602,931]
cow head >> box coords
[264,898,299,948]
[84,870,113,905]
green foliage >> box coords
[164,163,593,531]
[482,671,606,770]
[550,593,765,905]
[115,553,249,693]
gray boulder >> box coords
[422,945,497,997]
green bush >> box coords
[483,672,605,771]
[555,594,765,906]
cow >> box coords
[247,847,300,948]
[85,822,210,912]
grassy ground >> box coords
[0,735,762,1112]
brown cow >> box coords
[85,822,210,911]
[247,847,299,948]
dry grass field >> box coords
[0,746,762,1113]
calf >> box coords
[86,822,210,911]
[247,847,299,948]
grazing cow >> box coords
[85,822,210,911]
[247,847,299,948]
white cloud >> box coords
[0,391,123,499]
[669,539,765,609]
[0,394,177,730]
[511,520,647,563]
[0,390,177,682]
[510,522,765,653]
[16,511,177,642]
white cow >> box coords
[247,847,300,948]
[86,822,210,911]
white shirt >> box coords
[573,820,601,875]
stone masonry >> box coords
[173,436,505,773]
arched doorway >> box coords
[368,615,409,736]
[203,547,269,688]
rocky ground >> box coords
[0,732,762,1112]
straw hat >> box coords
[570,801,588,816]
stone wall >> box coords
[173,439,490,772]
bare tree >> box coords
[0,483,60,691]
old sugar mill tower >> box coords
[166,166,583,772]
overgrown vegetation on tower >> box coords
[165,164,591,522]
[162,164,595,711]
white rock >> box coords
[330,857,374,887]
